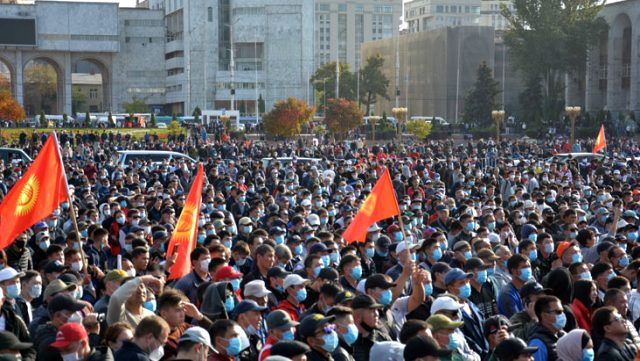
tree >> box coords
[122,96,149,114]
[263,97,315,138]
[39,111,46,128]
[171,112,178,122]
[192,106,201,123]
[324,98,363,136]
[406,119,434,139]
[84,111,91,128]
[310,62,357,112]
[149,113,156,128]
[63,113,68,125]
[24,62,57,115]
[502,0,608,123]
[258,94,265,114]
[518,75,544,126]
[0,72,10,93]
[108,111,115,127]
[0,90,26,121]
[168,120,180,133]
[359,54,390,117]
[463,62,501,126]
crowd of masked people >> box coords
[2,130,640,361]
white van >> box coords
[410,116,450,126]
[117,150,196,168]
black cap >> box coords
[0,331,32,350]
[376,235,392,251]
[317,267,339,282]
[494,338,538,361]
[47,294,85,315]
[44,260,68,274]
[597,241,614,254]
[334,290,356,305]
[297,314,335,338]
[233,300,267,316]
[483,315,511,338]
[519,281,551,299]
[365,274,396,290]
[351,294,384,310]
[464,257,490,272]
[267,267,290,279]
[269,341,310,358]
[403,335,452,361]
[431,262,452,275]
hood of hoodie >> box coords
[200,281,232,320]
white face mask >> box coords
[61,352,80,361]
[199,259,211,272]
[71,261,83,272]
[126,268,136,278]
[68,312,83,324]
[149,345,164,361]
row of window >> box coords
[317,3,389,13]
[435,5,481,14]
[166,84,183,93]
[124,19,163,27]
[215,82,264,90]
[127,87,165,94]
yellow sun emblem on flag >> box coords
[175,204,196,236]
[15,175,39,216]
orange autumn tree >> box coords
[263,97,315,137]
[0,90,26,122]
[324,97,363,136]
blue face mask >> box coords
[223,239,232,249]
[432,248,443,261]
[463,250,472,260]
[321,255,330,268]
[458,283,471,299]
[330,252,340,264]
[580,271,592,280]
[620,255,630,268]
[519,267,532,282]
[529,250,538,262]
[275,234,285,245]
[6,284,20,299]
[487,222,496,231]
[143,300,156,312]
[282,330,295,341]
[448,333,460,350]
[581,348,595,361]
[554,312,567,330]
[239,196,246,203]
[366,248,375,258]
[570,232,577,239]
[410,253,417,262]
[394,232,403,242]
[313,265,322,278]
[476,270,488,284]
[528,233,538,242]
[466,222,475,232]
[343,324,359,346]
[197,234,206,244]
[322,330,339,352]
[225,337,242,356]
[440,242,447,251]
[296,288,308,302]
[218,204,226,211]
[230,278,241,291]
[224,296,235,312]
[487,266,495,275]
[207,229,216,236]
[242,225,253,234]
[544,243,554,254]
[351,266,363,280]
[629,232,638,241]
[294,244,304,256]
[546,197,555,204]
[600,215,607,224]
[379,289,392,306]
[572,252,583,264]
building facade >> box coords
[404,0,514,33]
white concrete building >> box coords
[404,0,481,33]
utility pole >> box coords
[335,59,340,99]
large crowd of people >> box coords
[0,129,638,361]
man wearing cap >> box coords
[29,279,77,336]
[174,326,213,361]
[509,282,551,341]
[426,314,466,361]
[0,330,33,361]
[466,257,498,318]
[269,341,310,361]
[233,300,267,361]
[430,295,480,360]
[450,241,472,269]
[298,314,340,361]
[431,204,452,232]
[33,294,86,361]
[364,274,399,338]
[214,266,244,295]
[94,270,127,314]
[445,268,490,359]
[386,241,419,284]
[403,335,453,361]
[493,338,538,361]
[498,254,532,318]
[372,234,392,273]
[50,323,111,361]
[351,294,392,361]
[526,295,566,361]
[274,274,309,322]
[483,315,512,361]
[259,310,299,361]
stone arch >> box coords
[72,57,111,113]
[22,56,64,116]
[0,56,14,96]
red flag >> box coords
[167,164,205,280]
[0,134,69,249]
[343,170,400,244]
[593,125,606,154]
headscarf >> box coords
[573,280,595,308]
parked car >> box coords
[117,150,196,168]
[0,148,32,164]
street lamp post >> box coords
[369,115,381,143]
[491,110,506,144]
[392,107,408,141]
[565,106,581,147]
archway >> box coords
[72,58,109,114]
[0,58,12,95]
[23,58,62,116]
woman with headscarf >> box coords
[200,281,236,320]
[557,329,595,361]
[571,280,597,332]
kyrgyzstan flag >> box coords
[167,163,205,280]
[593,125,606,154]
[343,170,400,244]
[0,134,69,249]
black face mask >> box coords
[360,320,376,333]
[15,240,26,250]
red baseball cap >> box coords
[214,266,243,281]
[556,241,572,258]
[50,323,88,349]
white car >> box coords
[156,123,167,129]
[117,150,196,168]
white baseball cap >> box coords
[0,267,24,283]
[430,295,464,314]
[396,241,419,255]
[179,326,213,350]
[243,280,271,298]
[283,274,309,289]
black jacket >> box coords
[596,337,637,361]
[114,341,150,361]
[1,303,35,361]
[527,323,565,361]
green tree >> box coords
[84,111,91,128]
[502,0,607,123]
[310,62,357,112]
[24,62,57,115]
[172,112,178,122]
[359,54,390,117]
[149,113,156,128]
[192,106,201,123]
[324,98,364,136]
[463,62,501,126]
[406,119,434,139]
[71,86,87,115]
[122,96,149,114]
[108,111,115,127]
[62,113,68,124]
[39,111,46,128]
[258,94,265,114]
[263,97,315,138]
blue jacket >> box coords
[114,341,149,361]
[498,282,524,318]
[460,300,490,360]
[172,270,210,304]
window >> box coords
[208,7,212,22]
[338,4,346,12]
[89,89,98,99]
[355,4,364,12]
[318,3,329,11]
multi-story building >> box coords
[479,0,514,31]
[313,1,402,70]
[404,0,481,33]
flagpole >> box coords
[52,132,87,268]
